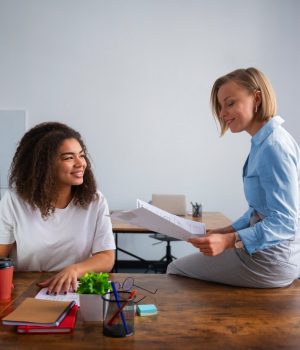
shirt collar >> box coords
[251,115,284,145]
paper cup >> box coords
[0,257,14,300]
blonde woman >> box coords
[167,67,300,288]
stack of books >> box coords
[2,298,78,334]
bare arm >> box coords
[0,244,14,257]
[38,250,115,294]
[206,225,235,234]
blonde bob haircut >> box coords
[210,67,277,136]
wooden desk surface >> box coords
[112,211,232,233]
[1,272,300,350]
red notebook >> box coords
[17,304,78,334]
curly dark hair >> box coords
[9,122,98,218]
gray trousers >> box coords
[167,236,300,288]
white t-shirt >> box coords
[0,189,116,271]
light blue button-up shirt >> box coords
[232,116,300,254]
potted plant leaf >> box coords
[77,272,112,322]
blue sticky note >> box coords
[137,304,157,316]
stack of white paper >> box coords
[111,199,206,241]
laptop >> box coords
[151,194,187,216]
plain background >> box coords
[0,110,26,199]
[0,0,299,260]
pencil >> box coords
[110,282,129,334]
[107,289,137,326]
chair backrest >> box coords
[151,194,186,216]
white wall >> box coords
[0,0,299,260]
[0,110,26,198]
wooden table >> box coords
[112,211,232,233]
[1,272,300,350]
[112,212,232,270]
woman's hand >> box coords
[188,232,235,256]
[37,264,80,295]
[37,250,114,295]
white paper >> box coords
[35,288,80,306]
[111,199,206,241]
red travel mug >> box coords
[0,257,14,300]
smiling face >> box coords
[217,81,262,136]
[54,138,87,190]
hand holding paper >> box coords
[110,199,206,241]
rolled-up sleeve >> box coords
[238,138,299,254]
[232,207,253,232]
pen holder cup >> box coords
[102,291,135,337]
[192,204,202,218]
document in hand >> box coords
[2,298,76,327]
[111,199,206,241]
[17,304,78,334]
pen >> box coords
[107,289,137,327]
[110,282,129,334]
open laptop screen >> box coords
[151,194,186,216]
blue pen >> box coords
[110,281,129,335]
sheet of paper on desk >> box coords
[35,288,80,306]
[111,199,206,241]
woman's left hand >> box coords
[37,264,80,295]
[37,251,114,295]
[188,233,235,256]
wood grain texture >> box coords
[1,272,300,349]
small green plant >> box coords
[77,272,112,295]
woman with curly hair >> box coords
[0,122,115,294]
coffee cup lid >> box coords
[0,257,14,269]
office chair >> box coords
[148,233,179,273]
[148,194,186,273]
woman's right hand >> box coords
[188,232,235,256]
[37,264,80,295]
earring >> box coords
[255,104,258,113]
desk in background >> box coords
[1,272,300,350]
[112,212,232,271]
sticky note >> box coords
[137,304,157,316]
